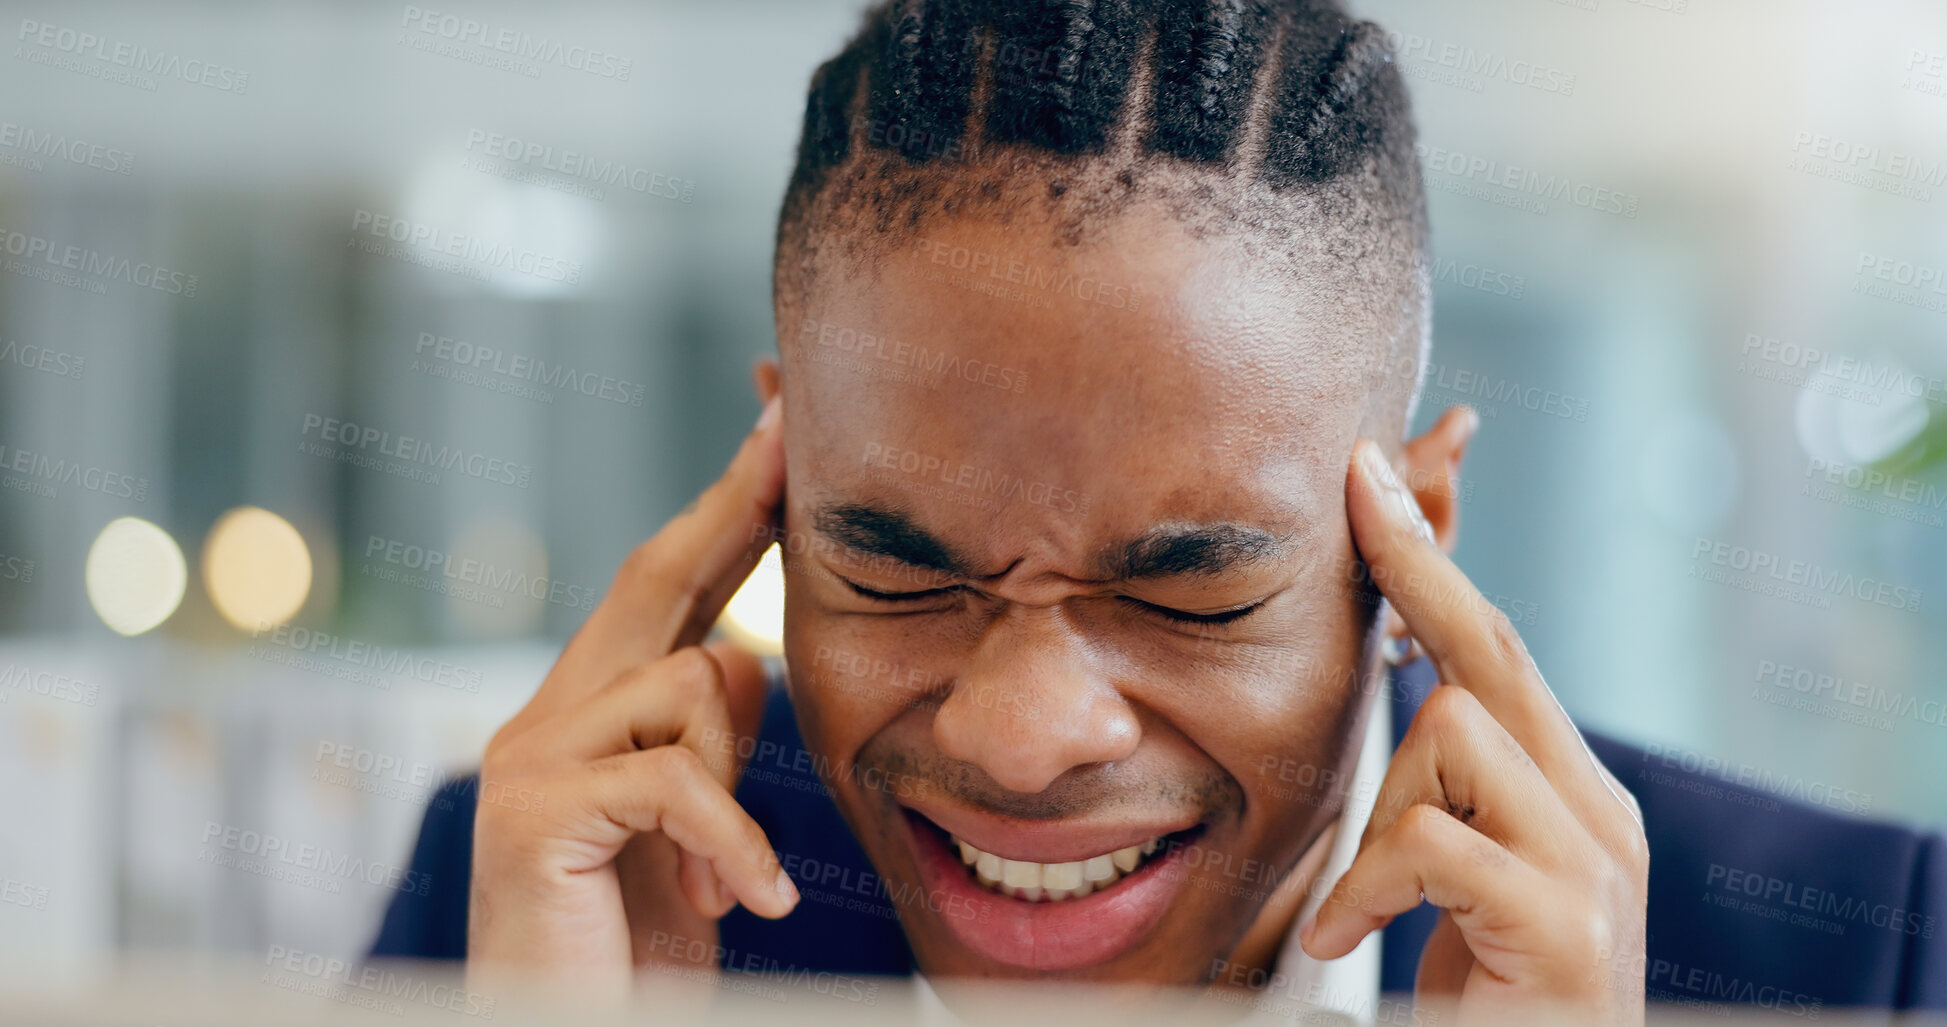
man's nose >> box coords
[933,603,1140,793]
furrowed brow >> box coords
[1101,524,1289,580]
[811,503,975,576]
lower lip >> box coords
[904,811,1197,972]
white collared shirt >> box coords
[913,699,1394,1025]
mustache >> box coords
[856,743,1244,822]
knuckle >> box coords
[1483,606,1530,672]
[737,817,773,861]
[1559,904,1613,972]
[1614,818,1650,872]
[662,646,726,705]
[619,537,670,588]
[646,743,706,782]
[1415,683,1475,732]
[481,721,535,773]
[1400,802,1450,843]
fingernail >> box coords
[1462,406,1481,435]
[1358,440,1400,495]
[1402,487,1435,544]
[755,395,782,432]
[774,869,800,909]
[718,879,739,912]
[1298,916,1318,948]
[1363,442,1435,544]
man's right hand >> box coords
[467,395,800,1001]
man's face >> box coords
[774,208,1396,985]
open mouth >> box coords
[901,808,1207,970]
[950,828,1191,902]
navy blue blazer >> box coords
[370,658,1947,1011]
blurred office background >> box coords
[0,0,1943,982]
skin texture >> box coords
[775,208,1403,986]
[465,202,1649,1024]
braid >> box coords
[777,0,1426,317]
[984,0,1156,153]
[1263,17,1397,188]
[867,0,985,163]
[1147,0,1272,164]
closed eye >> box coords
[840,576,1264,625]
[841,577,962,602]
[1121,596,1266,625]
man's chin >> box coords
[901,808,1210,973]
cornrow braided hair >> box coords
[775,0,1430,417]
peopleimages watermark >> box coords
[0,551,33,585]
[311,741,517,811]
[348,209,582,286]
[1853,250,1947,315]
[1639,741,1873,815]
[694,726,938,807]
[1687,536,1923,613]
[0,661,102,707]
[643,931,882,1006]
[398,6,633,81]
[912,236,1146,313]
[812,643,1042,724]
[1705,863,1936,939]
[1424,255,1526,301]
[1415,360,1588,422]
[776,846,993,926]
[411,331,646,408]
[0,877,49,912]
[0,441,148,502]
[1787,130,1946,202]
[249,622,483,694]
[199,821,432,896]
[462,129,690,204]
[0,225,198,296]
[14,18,250,94]
[361,534,600,612]
[1591,948,1821,1019]
[799,318,1030,395]
[1802,458,1947,529]
[1738,331,1947,408]
[1415,142,1640,219]
[860,441,1089,516]
[1751,659,1947,735]
[1903,48,1947,100]
[0,339,86,381]
[1209,955,1431,1025]
[263,945,495,1019]
[1381,30,1576,97]
[0,121,134,176]
[1325,548,1543,630]
[298,413,534,488]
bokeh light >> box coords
[719,544,785,657]
[202,507,313,632]
[85,517,188,636]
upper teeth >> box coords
[954,835,1162,902]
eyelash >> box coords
[838,578,1265,626]
[1126,597,1266,626]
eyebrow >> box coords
[1102,523,1289,580]
[810,503,1289,581]
[814,504,975,575]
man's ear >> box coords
[1396,406,1480,555]
[752,358,782,405]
